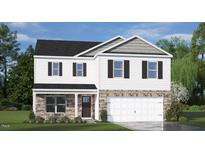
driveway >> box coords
[116,122,205,131]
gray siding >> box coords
[106,38,165,55]
[81,37,124,57]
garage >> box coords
[107,97,163,122]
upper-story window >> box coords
[148,61,157,78]
[73,63,87,77]
[48,62,62,76]
[76,63,83,76]
[53,62,60,76]
[113,60,123,78]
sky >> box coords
[3,22,199,51]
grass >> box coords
[0,111,129,131]
[180,111,205,128]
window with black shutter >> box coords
[142,61,147,79]
[158,61,163,79]
[124,60,129,78]
[108,60,113,78]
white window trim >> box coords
[147,61,158,79]
[76,63,83,77]
[45,95,67,113]
[52,62,60,76]
[113,60,124,78]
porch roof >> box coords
[33,84,97,89]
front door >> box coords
[82,96,91,117]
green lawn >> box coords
[0,111,129,131]
[181,112,205,128]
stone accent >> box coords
[35,94,96,120]
[35,94,75,119]
[99,90,171,120]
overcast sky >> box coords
[3,22,199,51]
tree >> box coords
[168,82,190,121]
[191,23,205,60]
[156,36,190,59]
[172,55,198,93]
[7,45,34,107]
[171,82,190,103]
[0,24,20,98]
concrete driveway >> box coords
[116,122,205,131]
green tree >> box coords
[172,55,198,93]
[0,24,20,98]
[7,45,34,107]
[156,36,190,59]
[191,23,205,60]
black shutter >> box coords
[59,62,62,76]
[73,63,76,76]
[48,62,52,76]
[158,61,163,79]
[108,60,113,78]
[83,63,86,76]
[142,61,147,79]
[124,60,129,78]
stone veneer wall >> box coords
[35,94,75,119]
[35,94,96,119]
[99,90,171,120]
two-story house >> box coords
[33,35,172,122]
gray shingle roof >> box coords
[35,39,101,56]
[33,84,97,89]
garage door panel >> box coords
[107,97,163,122]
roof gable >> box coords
[101,36,172,57]
[35,40,101,57]
[76,36,125,57]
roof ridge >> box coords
[37,39,102,43]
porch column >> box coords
[95,93,99,120]
[33,91,36,114]
[75,94,78,117]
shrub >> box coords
[74,116,82,123]
[0,98,12,108]
[165,108,173,121]
[35,116,44,124]
[100,110,107,122]
[200,105,205,111]
[59,116,71,123]
[189,105,202,111]
[5,107,18,111]
[47,116,57,124]
[29,111,35,121]
[0,103,3,111]
[82,120,87,124]
[179,116,188,122]
[182,104,190,111]
[166,102,183,121]
[21,105,32,111]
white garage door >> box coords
[107,97,163,122]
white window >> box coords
[148,61,157,78]
[76,63,83,76]
[52,62,60,76]
[46,96,66,113]
[113,60,123,77]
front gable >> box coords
[100,36,173,57]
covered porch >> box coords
[32,84,99,120]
